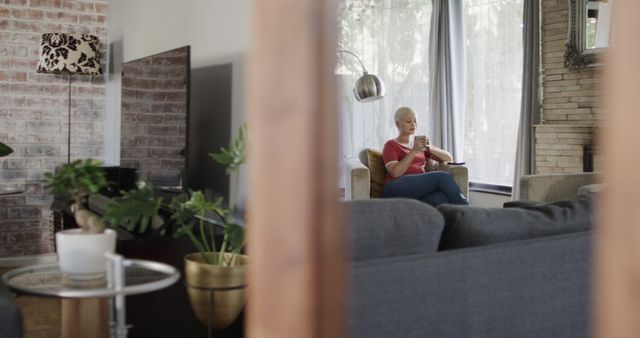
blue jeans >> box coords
[382,171,468,207]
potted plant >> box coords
[45,159,116,281]
[171,126,248,329]
[0,141,13,157]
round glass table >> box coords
[2,254,180,338]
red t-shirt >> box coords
[382,140,433,183]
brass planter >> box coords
[184,252,247,329]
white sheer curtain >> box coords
[463,0,523,186]
[337,0,433,177]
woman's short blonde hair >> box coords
[394,106,417,122]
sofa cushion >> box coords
[346,198,445,261]
[366,148,386,198]
[438,194,593,250]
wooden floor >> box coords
[1,267,61,338]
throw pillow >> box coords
[438,193,593,250]
[577,183,605,196]
[346,198,445,261]
[366,148,386,198]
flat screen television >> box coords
[120,46,190,188]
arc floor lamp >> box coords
[338,49,385,102]
[36,33,103,163]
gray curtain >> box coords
[512,0,540,200]
[428,0,465,161]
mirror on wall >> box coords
[565,0,613,70]
[120,46,190,188]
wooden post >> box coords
[246,0,346,337]
[594,1,640,337]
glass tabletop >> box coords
[2,259,180,298]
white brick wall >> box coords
[534,125,596,174]
[535,0,602,174]
[0,0,107,257]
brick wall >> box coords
[535,0,602,174]
[120,46,187,186]
[0,0,107,258]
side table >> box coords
[2,253,180,338]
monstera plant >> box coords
[103,180,164,239]
[171,125,248,330]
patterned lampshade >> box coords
[36,33,103,75]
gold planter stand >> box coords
[184,252,247,332]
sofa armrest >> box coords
[436,163,469,199]
[346,159,370,200]
[518,172,602,202]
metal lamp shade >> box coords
[36,33,103,75]
[353,72,385,102]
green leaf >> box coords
[169,193,196,226]
[45,159,107,204]
[0,142,13,157]
[209,124,247,175]
[224,223,245,253]
[103,181,163,235]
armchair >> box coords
[345,148,469,200]
[516,172,603,202]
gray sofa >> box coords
[346,197,592,338]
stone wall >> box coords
[535,0,602,174]
[0,0,107,257]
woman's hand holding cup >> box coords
[414,135,429,151]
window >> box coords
[463,0,523,186]
[338,0,524,188]
[337,0,433,162]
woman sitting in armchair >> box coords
[382,107,468,206]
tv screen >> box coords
[120,46,190,188]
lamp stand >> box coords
[67,73,71,164]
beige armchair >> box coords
[345,148,469,200]
[516,172,603,202]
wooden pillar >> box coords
[594,1,640,337]
[246,0,345,337]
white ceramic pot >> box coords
[55,229,117,280]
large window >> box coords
[463,0,523,186]
[337,0,433,161]
[338,0,524,188]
